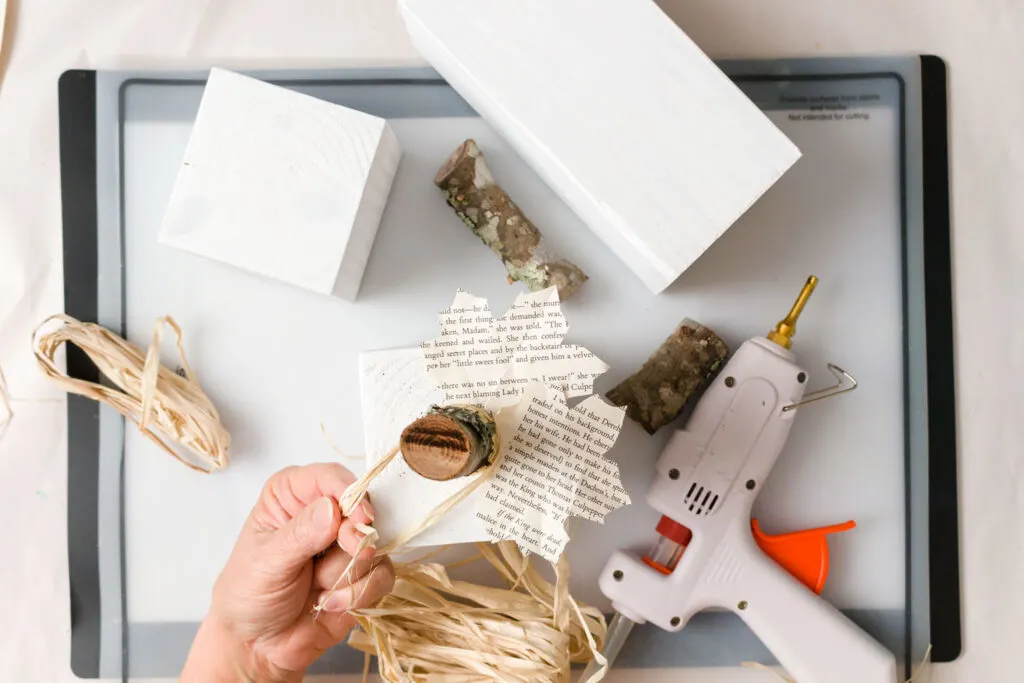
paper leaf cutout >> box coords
[420,288,609,410]
[477,382,630,561]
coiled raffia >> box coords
[32,315,230,473]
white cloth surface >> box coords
[0,0,1019,681]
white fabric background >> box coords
[0,1,1019,681]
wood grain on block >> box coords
[159,68,402,301]
[359,347,490,547]
[435,139,588,300]
[400,0,801,293]
[400,405,497,480]
[607,319,729,434]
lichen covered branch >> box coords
[607,319,729,434]
[435,139,588,300]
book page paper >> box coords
[479,382,630,561]
[361,288,627,555]
[421,288,608,410]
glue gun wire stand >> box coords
[583,277,897,683]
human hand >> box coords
[181,463,394,683]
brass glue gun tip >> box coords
[767,276,818,350]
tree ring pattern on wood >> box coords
[400,404,498,481]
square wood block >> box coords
[160,68,401,300]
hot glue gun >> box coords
[585,276,898,683]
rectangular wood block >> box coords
[159,68,402,301]
[400,0,801,293]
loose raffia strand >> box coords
[32,315,230,473]
[314,521,381,622]
[316,438,607,681]
[337,441,501,556]
[320,422,363,461]
[906,645,933,683]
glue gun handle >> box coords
[733,536,897,683]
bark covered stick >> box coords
[435,139,588,300]
[400,404,498,481]
[607,319,730,434]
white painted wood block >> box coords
[359,347,490,548]
[159,68,401,301]
[399,0,801,293]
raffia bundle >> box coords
[348,542,606,682]
[321,445,608,682]
[32,315,230,473]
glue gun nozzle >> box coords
[768,275,818,349]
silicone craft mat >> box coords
[57,57,956,679]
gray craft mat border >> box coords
[61,59,950,678]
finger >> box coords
[277,561,396,669]
[337,493,375,559]
[263,593,358,673]
[313,545,377,590]
[252,464,358,531]
[262,496,341,577]
[338,516,377,560]
[351,496,375,526]
[316,557,395,613]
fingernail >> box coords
[319,591,347,612]
[314,497,335,531]
[360,500,375,522]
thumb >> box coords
[266,497,340,575]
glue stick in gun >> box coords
[584,276,898,683]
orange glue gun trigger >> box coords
[752,519,857,595]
